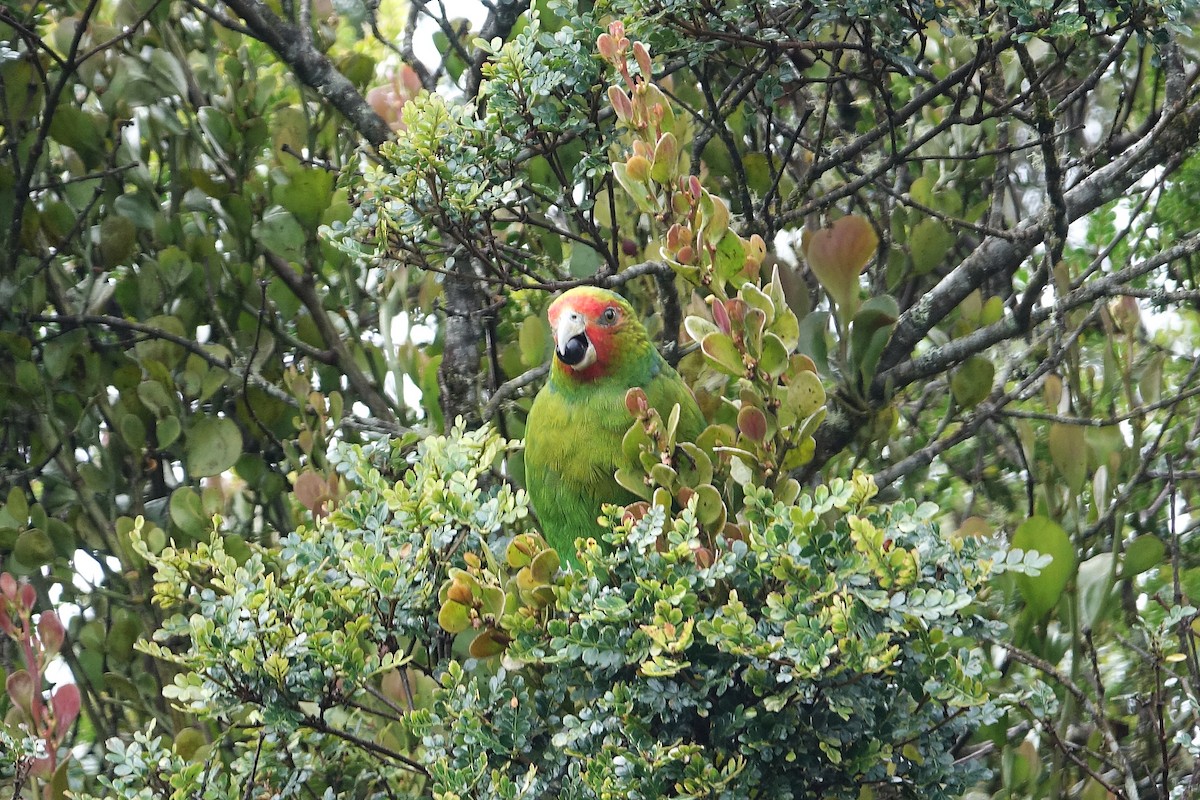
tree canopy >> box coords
[3,0,1200,796]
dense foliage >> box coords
[4,0,1200,796]
[80,426,1046,799]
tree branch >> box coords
[220,0,392,145]
[263,252,395,420]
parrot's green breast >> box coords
[524,349,704,563]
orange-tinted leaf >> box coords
[803,216,877,315]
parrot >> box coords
[524,286,705,564]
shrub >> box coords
[79,423,1045,799]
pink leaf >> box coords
[19,582,36,610]
[0,572,16,600]
[38,611,65,656]
[711,298,731,334]
[51,683,81,731]
[6,669,35,718]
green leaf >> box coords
[133,316,187,368]
[1122,535,1165,578]
[48,105,103,166]
[909,218,955,275]
[6,486,28,522]
[1077,553,1114,630]
[518,315,550,367]
[568,244,603,278]
[438,600,471,634]
[796,311,831,375]
[713,230,746,285]
[468,629,508,658]
[119,413,147,450]
[612,161,656,212]
[1011,515,1075,617]
[14,529,55,568]
[277,167,334,228]
[156,416,181,449]
[684,314,719,344]
[700,332,744,376]
[849,295,899,389]
[252,206,307,263]
[174,728,207,761]
[99,215,138,268]
[788,370,826,418]
[197,106,234,156]
[742,153,772,195]
[1048,423,1087,495]
[759,333,789,378]
[185,416,242,477]
[169,487,207,538]
[950,356,995,408]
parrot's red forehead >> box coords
[548,288,623,325]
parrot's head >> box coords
[547,287,651,382]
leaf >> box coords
[1122,535,1165,578]
[14,529,55,568]
[169,487,207,538]
[1048,423,1087,495]
[849,295,899,389]
[612,161,656,212]
[803,216,877,318]
[48,105,103,166]
[278,167,334,228]
[693,484,725,526]
[6,670,34,717]
[99,215,138,268]
[684,314,719,344]
[950,356,995,408]
[252,206,307,263]
[133,315,187,368]
[529,548,561,583]
[293,471,328,513]
[742,153,772,195]
[469,629,508,658]
[137,380,175,417]
[713,230,746,284]
[738,405,768,442]
[568,244,603,278]
[185,416,242,478]
[156,416,181,448]
[50,681,82,734]
[438,600,471,634]
[909,218,955,275]
[119,413,147,450]
[759,333,789,378]
[1077,553,1114,630]
[788,370,826,418]
[174,728,207,761]
[1011,515,1075,617]
[518,315,551,367]
[700,332,744,376]
[796,311,831,375]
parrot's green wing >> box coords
[643,353,706,445]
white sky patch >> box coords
[391,309,436,346]
[43,550,112,687]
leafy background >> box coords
[3,0,1200,796]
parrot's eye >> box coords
[600,307,619,325]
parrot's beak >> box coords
[554,310,596,371]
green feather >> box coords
[524,288,704,564]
